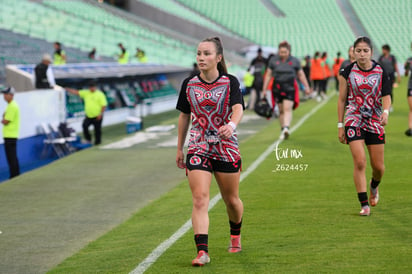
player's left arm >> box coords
[219,104,243,140]
[297,68,311,94]
[380,95,391,126]
[394,62,401,83]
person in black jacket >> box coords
[34,54,55,89]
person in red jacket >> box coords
[319,51,332,100]
[310,51,324,100]
[332,52,345,91]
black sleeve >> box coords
[339,61,355,80]
[380,67,391,96]
[176,77,191,114]
[250,57,257,67]
[391,55,397,67]
[228,74,245,109]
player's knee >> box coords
[373,163,385,177]
[224,196,241,210]
[354,158,367,171]
[192,195,209,210]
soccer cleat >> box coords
[359,206,370,216]
[283,128,290,140]
[369,186,379,207]
[192,250,210,266]
[405,128,412,137]
[279,128,290,140]
[228,235,242,253]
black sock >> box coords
[358,192,369,207]
[371,178,380,189]
[194,234,208,253]
[229,219,242,236]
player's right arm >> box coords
[337,74,348,144]
[261,67,273,99]
[176,112,190,169]
[65,87,80,96]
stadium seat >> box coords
[349,0,412,62]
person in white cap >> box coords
[34,54,56,89]
[1,86,20,178]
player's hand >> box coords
[176,150,186,169]
[380,112,389,126]
[218,124,234,140]
[338,127,346,144]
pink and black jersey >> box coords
[340,61,391,134]
[176,73,244,162]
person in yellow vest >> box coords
[53,42,66,65]
[65,80,108,145]
[1,87,20,178]
[135,48,148,63]
[117,43,129,64]
[243,68,255,110]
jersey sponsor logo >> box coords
[189,155,202,166]
[347,128,356,138]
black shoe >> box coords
[405,128,412,136]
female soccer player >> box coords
[404,42,412,136]
[337,37,391,216]
[262,41,310,139]
[176,37,244,266]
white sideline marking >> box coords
[130,94,335,274]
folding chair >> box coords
[48,124,76,154]
[40,123,67,158]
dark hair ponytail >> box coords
[202,37,228,74]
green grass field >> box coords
[2,80,411,273]
[49,80,411,273]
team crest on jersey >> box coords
[347,128,355,138]
[189,155,202,165]
[204,91,212,99]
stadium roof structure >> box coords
[12,63,190,79]
[6,62,191,92]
